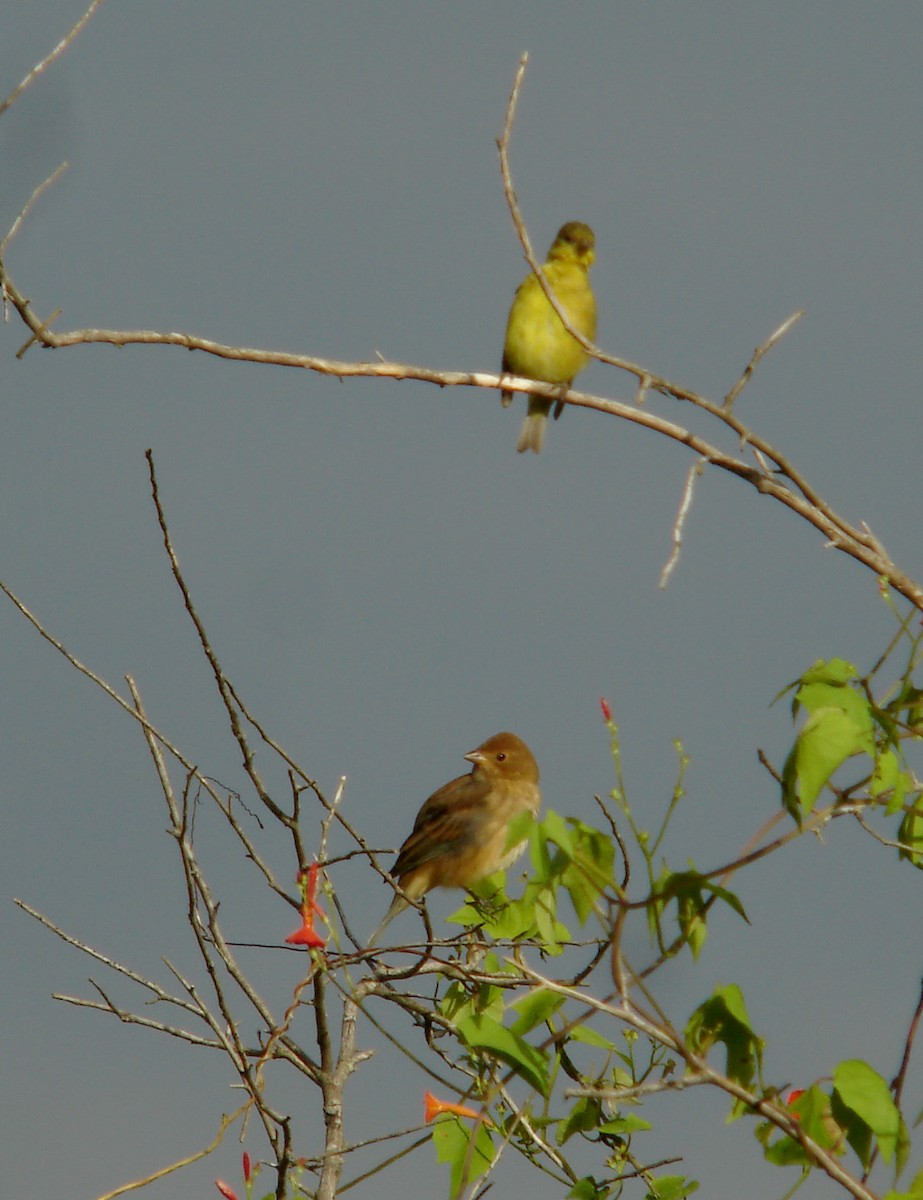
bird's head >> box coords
[464,731,540,786]
[548,221,595,268]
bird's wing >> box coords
[392,773,491,876]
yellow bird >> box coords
[501,221,597,454]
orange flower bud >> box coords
[424,1090,485,1123]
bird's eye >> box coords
[496,752,506,762]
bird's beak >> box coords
[464,749,484,767]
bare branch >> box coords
[0,0,105,119]
[1,162,69,258]
[2,246,915,612]
[723,308,806,411]
[0,572,230,788]
[497,54,645,384]
[54,985,223,1050]
[892,975,923,1107]
[94,1106,247,1200]
[15,899,201,1014]
[144,449,285,824]
[659,457,707,590]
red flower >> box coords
[303,863,327,920]
[285,862,327,948]
[285,918,326,948]
[215,1181,239,1200]
[242,1151,251,1183]
[600,697,613,723]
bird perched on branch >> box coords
[367,731,541,946]
[501,221,597,454]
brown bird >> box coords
[368,732,541,946]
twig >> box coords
[496,54,633,383]
[319,775,347,862]
[496,1081,569,1173]
[723,309,805,411]
[0,573,216,778]
[14,899,200,1013]
[144,450,287,826]
[1,163,69,257]
[659,457,707,590]
[16,309,62,356]
[861,973,923,1183]
[55,984,223,1049]
[892,976,923,1107]
[0,0,106,119]
[567,1075,712,1103]
[95,1106,247,1200]
[338,1134,431,1194]
[852,808,921,853]
[228,678,389,891]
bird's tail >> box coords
[366,893,408,947]
[516,411,546,454]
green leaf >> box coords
[773,657,858,714]
[872,750,907,813]
[761,1132,811,1167]
[529,817,554,874]
[526,813,616,936]
[653,869,748,960]
[455,1012,550,1096]
[833,1059,903,1167]
[487,899,534,939]
[570,1025,618,1050]
[568,1177,606,1200]
[782,706,871,819]
[686,984,763,1103]
[557,1095,604,1144]
[562,824,615,924]
[904,686,923,732]
[532,889,569,953]
[439,982,472,1023]
[448,872,547,941]
[899,796,923,868]
[793,658,860,714]
[431,1113,494,1197]
[759,1084,845,1165]
[505,809,539,854]
[510,988,566,1036]
[600,1113,653,1134]
[542,808,577,856]
[439,973,506,1025]
[644,1173,699,1199]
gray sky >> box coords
[2,3,921,1197]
